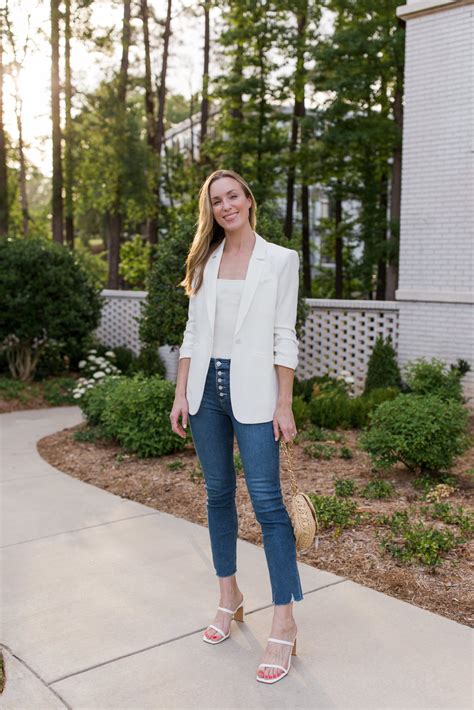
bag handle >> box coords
[280,440,299,497]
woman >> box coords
[170,168,303,684]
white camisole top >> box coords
[210,278,245,359]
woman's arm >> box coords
[273,250,300,442]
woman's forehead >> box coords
[209,177,242,197]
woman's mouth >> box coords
[224,213,238,222]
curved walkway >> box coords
[0,407,472,709]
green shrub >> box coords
[42,377,77,406]
[302,426,344,442]
[361,479,394,499]
[359,393,470,475]
[339,446,353,459]
[110,346,137,375]
[304,442,335,459]
[364,334,402,394]
[402,357,468,403]
[309,392,351,429]
[0,238,102,380]
[308,494,362,532]
[130,345,166,378]
[377,511,461,567]
[421,502,474,536]
[292,395,310,430]
[98,374,187,457]
[309,387,399,430]
[80,376,125,428]
[334,478,356,497]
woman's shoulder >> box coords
[263,239,299,268]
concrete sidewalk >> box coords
[0,407,472,709]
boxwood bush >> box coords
[80,374,187,457]
[358,393,470,475]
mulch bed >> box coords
[37,417,474,628]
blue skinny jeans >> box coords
[188,357,304,605]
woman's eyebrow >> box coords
[211,190,238,201]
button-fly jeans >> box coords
[188,357,304,605]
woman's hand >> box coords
[273,401,297,443]
[170,394,189,439]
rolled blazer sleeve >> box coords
[179,289,197,360]
[273,249,300,370]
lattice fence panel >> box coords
[296,299,399,394]
[94,290,147,355]
[95,291,400,390]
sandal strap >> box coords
[268,637,294,646]
[207,624,225,637]
[258,663,288,672]
[217,606,235,614]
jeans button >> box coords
[216,360,221,366]
[218,371,223,376]
[219,393,225,397]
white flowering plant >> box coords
[72,349,121,400]
[335,369,356,398]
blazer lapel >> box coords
[205,232,267,339]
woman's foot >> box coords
[203,590,244,641]
[257,619,297,681]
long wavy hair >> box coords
[180,169,257,297]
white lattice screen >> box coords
[95,290,400,391]
[94,290,147,355]
[297,299,399,394]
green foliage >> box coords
[0,238,103,380]
[167,460,184,471]
[234,452,243,473]
[87,374,187,458]
[364,334,402,394]
[0,376,30,402]
[119,236,152,290]
[413,473,459,495]
[334,478,356,497]
[308,386,399,429]
[359,393,470,475]
[402,357,468,403]
[377,511,461,567]
[304,442,335,459]
[302,426,344,443]
[308,494,362,533]
[109,346,136,375]
[73,426,103,443]
[292,395,310,430]
[80,376,124,428]
[360,479,394,500]
[42,377,77,406]
[339,446,353,459]
[139,207,197,349]
[421,502,474,536]
[130,346,166,378]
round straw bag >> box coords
[281,439,319,552]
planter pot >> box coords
[158,344,180,382]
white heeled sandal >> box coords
[256,636,297,684]
[202,599,244,644]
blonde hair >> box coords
[180,169,257,296]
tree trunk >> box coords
[376,170,389,300]
[334,187,343,298]
[386,18,405,299]
[64,0,74,249]
[51,0,63,243]
[153,0,172,240]
[200,1,210,147]
[284,7,307,240]
[108,0,131,287]
[140,0,158,245]
[0,18,8,237]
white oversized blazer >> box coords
[179,231,300,423]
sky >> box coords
[3,0,333,177]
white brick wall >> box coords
[396,1,474,404]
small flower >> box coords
[78,360,86,368]
[105,351,115,358]
[73,393,82,399]
[93,371,106,379]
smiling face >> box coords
[209,176,252,233]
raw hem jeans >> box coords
[188,357,304,606]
